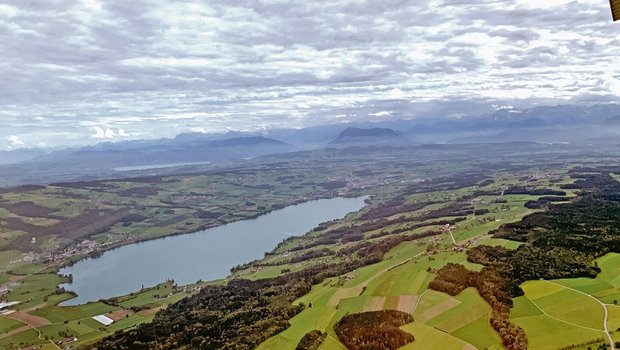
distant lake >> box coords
[59,197,367,306]
[113,161,212,171]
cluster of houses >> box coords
[21,336,78,350]
[11,240,100,266]
[37,240,98,263]
[168,193,214,203]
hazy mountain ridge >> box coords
[209,136,286,147]
[0,148,48,165]
[1,103,619,186]
[604,115,620,125]
[0,135,295,187]
[29,135,292,165]
[328,127,412,147]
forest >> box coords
[430,169,620,350]
[295,330,327,350]
[333,310,414,350]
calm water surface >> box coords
[113,161,211,171]
[59,196,367,305]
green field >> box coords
[510,253,620,349]
[0,279,210,348]
[0,317,24,334]
[256,177,542,350]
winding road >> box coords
[546,280,614,350]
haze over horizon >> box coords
[1,0,619,150]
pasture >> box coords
[256,174,550,349]
[511,253,620,349]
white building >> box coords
[92,314,114,326]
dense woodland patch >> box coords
[333,310,414,350]
[295,330,327,350]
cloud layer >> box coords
[0,0,619,149]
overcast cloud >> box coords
[0,0,619,149]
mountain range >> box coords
[1,103,620,187]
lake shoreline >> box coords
[56,193,363,272]
[58,195,369,305]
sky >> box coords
[0,0,619,150]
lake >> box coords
[113,161,212,172]
[59,196,367,305]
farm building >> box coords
[0,301,20,311]
[92,314,114,326]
